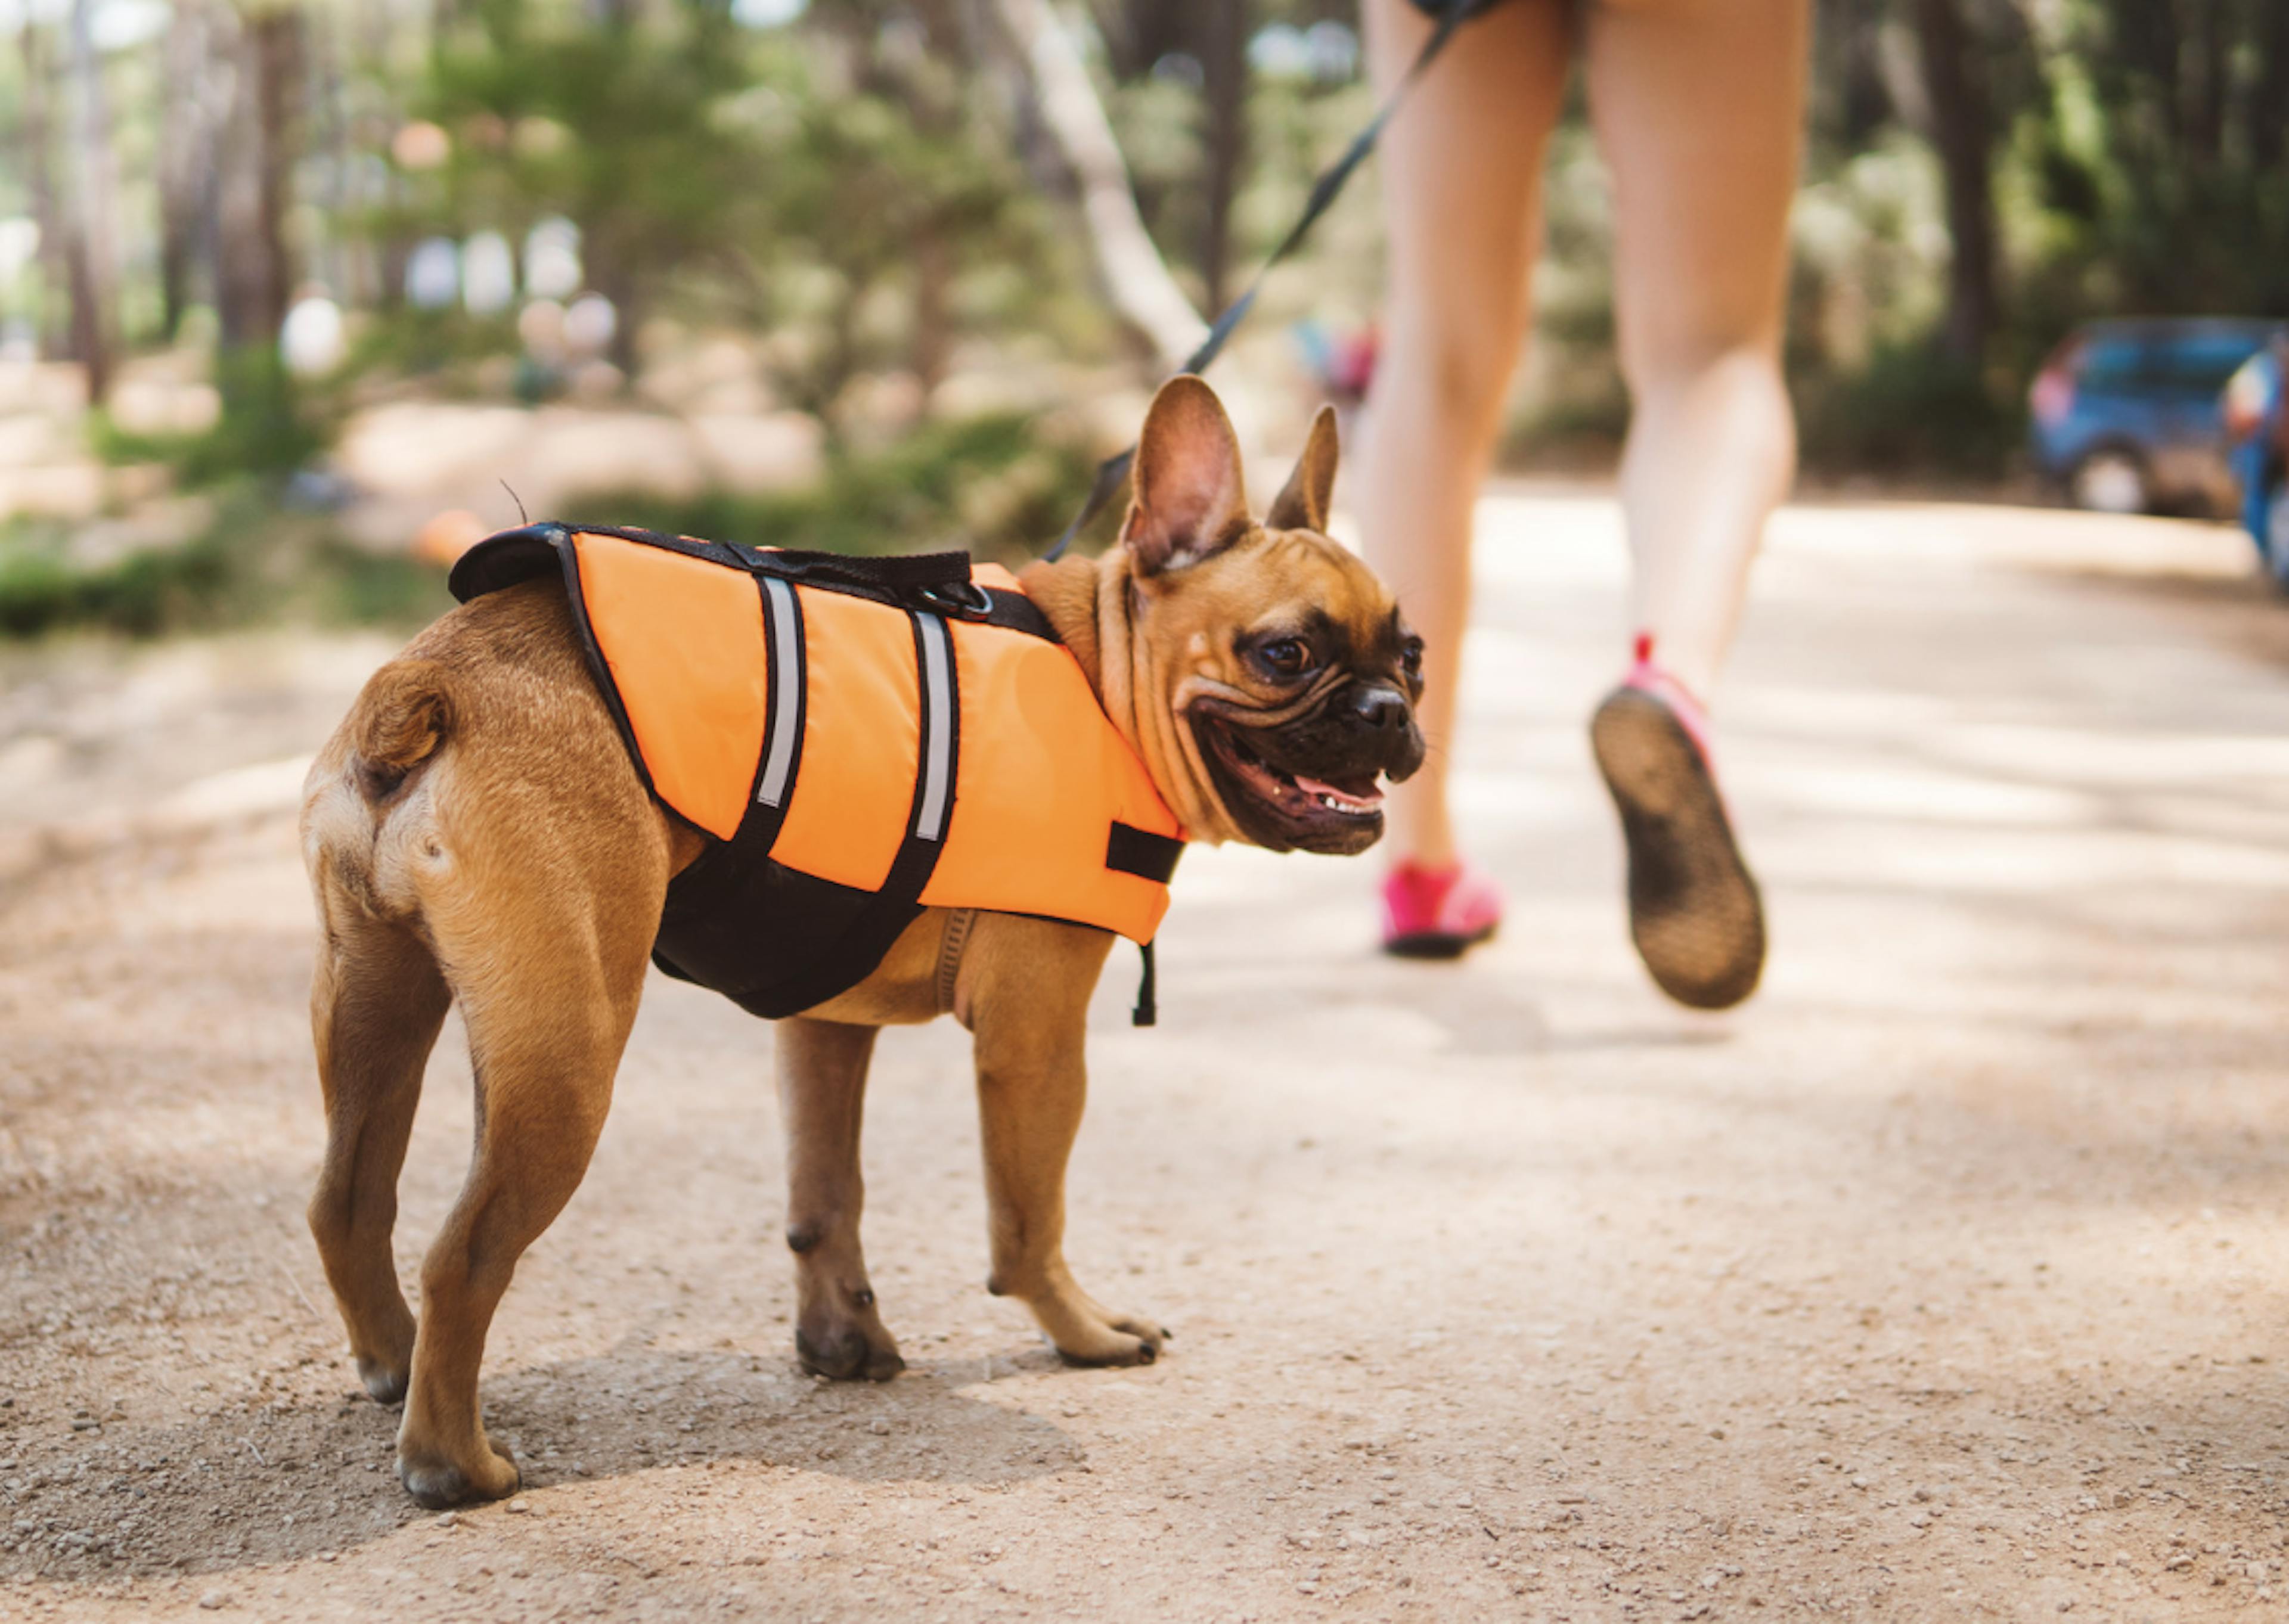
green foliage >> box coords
[0,496,448,641]
[1792,345,2018,477]
[573,411,1097,566]
[417,0,761,327]
[390,0,1090,431]
[92,353,330,488]
[0,519,238,638]
[194,352,330,483]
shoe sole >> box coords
[1383,924,1497,961]
[1590,687,1765,1010]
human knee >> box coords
[1379,290,1527,426]
[1628,341,1793,448]
[1622,329,1781,405]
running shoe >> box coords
[1381,859,1503,959]
[1590,638,1764,1010]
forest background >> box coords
[4,0,2284,634]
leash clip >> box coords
[911,579,994,620]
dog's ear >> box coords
[1122,375,1251,576]
[1266,405,1339,533]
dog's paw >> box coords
[795,1322,906,1383]
[1053,1312,1169,1369]
[398,1445,519,1509]
[356,1356,409,1407]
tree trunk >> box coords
[591,253,642,380]
[1099,0,1187,82]
[63,0,120,404]
[2184,0,2226,165]
[216,5,305,355]
[158,1,224,341]
[900,0,963,398]
[1197,0,1247,313]
[17,20,69,362]
[988,0,1206,369]
[2255,0,2289,173]
[2120,0,2181,151]
[1834,0,1891,148]
[1910,0,1996,367]
[911,227,953,398]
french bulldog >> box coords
[298,376,1425,1507]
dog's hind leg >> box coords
[393,857,663,1508]
[307,893,450,1406]
[777,1017,904,1381]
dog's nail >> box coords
[1134,1342,1156,1365]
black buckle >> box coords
[911,579,993,620]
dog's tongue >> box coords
[1293,774,1384,812]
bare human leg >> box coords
[1590,0,1809,701]
[1356,0,1572,874]
[1584,0,1809,1008]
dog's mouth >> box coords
[1193,713,1387,855]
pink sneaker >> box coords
[1380,859,1503,960]
[1590,635,1764,1010]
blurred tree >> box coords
[16,15,68,361]
[200,1,320,474]
[752,0,1048,421]
[158,2,228,341]
[2048,0,2289,316]
[26,0,2289,489]
[63,0,120,404]
[424,0,764,377]
[1198,0,1247,310]
[216,5,306,357]
[1908,0,1996,363]
[1090,0,1253,315]
[986,0,1206,368]
[412,0,1057,431]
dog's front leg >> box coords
[964,918,1165,1367]
[777,1017,905,1381]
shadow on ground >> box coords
[2,1344,1083,1582]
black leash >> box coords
[1040,0,1500,563]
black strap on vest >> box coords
[450,521,1063,645]
[1106,823,1181,1026]
[1133,940,1157,1028]
[1039,0,1504,563]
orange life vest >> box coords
[449,524,1184,1020]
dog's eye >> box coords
[1257,638,1312,678]
[1401,635,1424,675]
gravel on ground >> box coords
[5,486,2289,1623]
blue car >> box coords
[2029,318,2283,515]
[2223,337,2289,580]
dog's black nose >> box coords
[1349,684,1409,731]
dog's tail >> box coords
[349,658,458,799]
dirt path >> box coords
[7,488,2289,1623]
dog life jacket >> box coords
[449,524,1184,1021]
